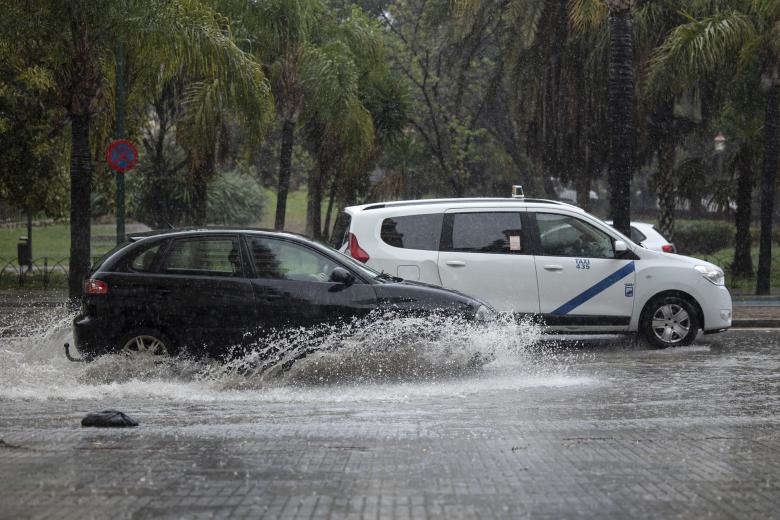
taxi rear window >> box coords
[380,214,442,251]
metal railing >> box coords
[0,257,70,289]
[0,256,99,289]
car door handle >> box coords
[262,290,283,301]
[155,288,172,295]
[445,260,466,267]
[543,264,563,271]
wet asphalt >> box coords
[0,318,778,519]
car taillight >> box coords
[84,279,108,295]
[662,244,674,253]
[349,233,370,263]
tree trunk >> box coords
[606,8,634,237]
[732,145,755,278]
[68,114,92,300]
[305,163,323,239]
[26,209,33,272]
[575,174,591,211]
[756,85,779,294]
[274,119,295,231]
[656,138,676,242]
[323,176,338,242]
[190,159,212,226]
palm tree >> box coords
[231,0,327,231]
[302,11,408,239]
[649,0,780,294]
[4,0,270,300]
[604,0,636,237]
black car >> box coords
[73,229,493,360]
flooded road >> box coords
[1,309,778,519]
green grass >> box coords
[698,245,780,294]
[0,224,119,263]
[0,189,315,262]
[257,188,330,234]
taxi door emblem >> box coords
[624,284,634,297]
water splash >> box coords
[0,309,592,402]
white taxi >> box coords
[333,190,732,348]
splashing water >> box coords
[0,308,594,403]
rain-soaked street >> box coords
[1,308,778,519]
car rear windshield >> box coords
[630,226,647,243]
[330,213,352,249]
[91,239,132,271]
[380,214,443,251]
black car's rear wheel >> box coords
[640,296,698,349]
[118,329,174,358]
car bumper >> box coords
[700,285,732,332]
[73,315,116,359]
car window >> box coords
[651,225,670,241]
[92,239,132,271]
[162,237,242,277]
[126,243,163,273]
[535,213,615,259]
[380,214,442,251]
[443,212,525,254]
[330,212,352,249]
[249,237,341,282]
[630,226,647,243]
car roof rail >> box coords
[358,197,576,211]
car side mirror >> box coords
[614,240,629,258]
[329,267,355,286]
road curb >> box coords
[731,319,780,329]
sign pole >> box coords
[115,43,126,245]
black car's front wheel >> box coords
[640,296,698,349]
[118,329,174,358]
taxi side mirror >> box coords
[330,267,355,286]
[614,240,629,258]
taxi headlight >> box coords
[475,304,496,322]
[694,265,725,286]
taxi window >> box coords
[380,214,442,251]
[249,237,341,282]
[442,212,525,254]
[535,213,614,259]
[161,237,242,277]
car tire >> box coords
[640,296,698,349]
[117,328,175,358]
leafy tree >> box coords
[303,8,408,239]
[3,0,270,299]
[0,35,68,221]
[230,0,329,231]
[649,0,780,293]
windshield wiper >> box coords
[375,271,403,282]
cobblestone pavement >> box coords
[0,324,779,519]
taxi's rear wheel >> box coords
[640,296,698,349]
[118,329,174,358]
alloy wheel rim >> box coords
[651,304,690,345]
[122,335,167,357]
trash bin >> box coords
[17,237,31,267]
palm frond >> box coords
[299,41,359,121]
[569,0,609,33]
[647,10,757,97]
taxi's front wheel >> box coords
[640,296,699,349]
